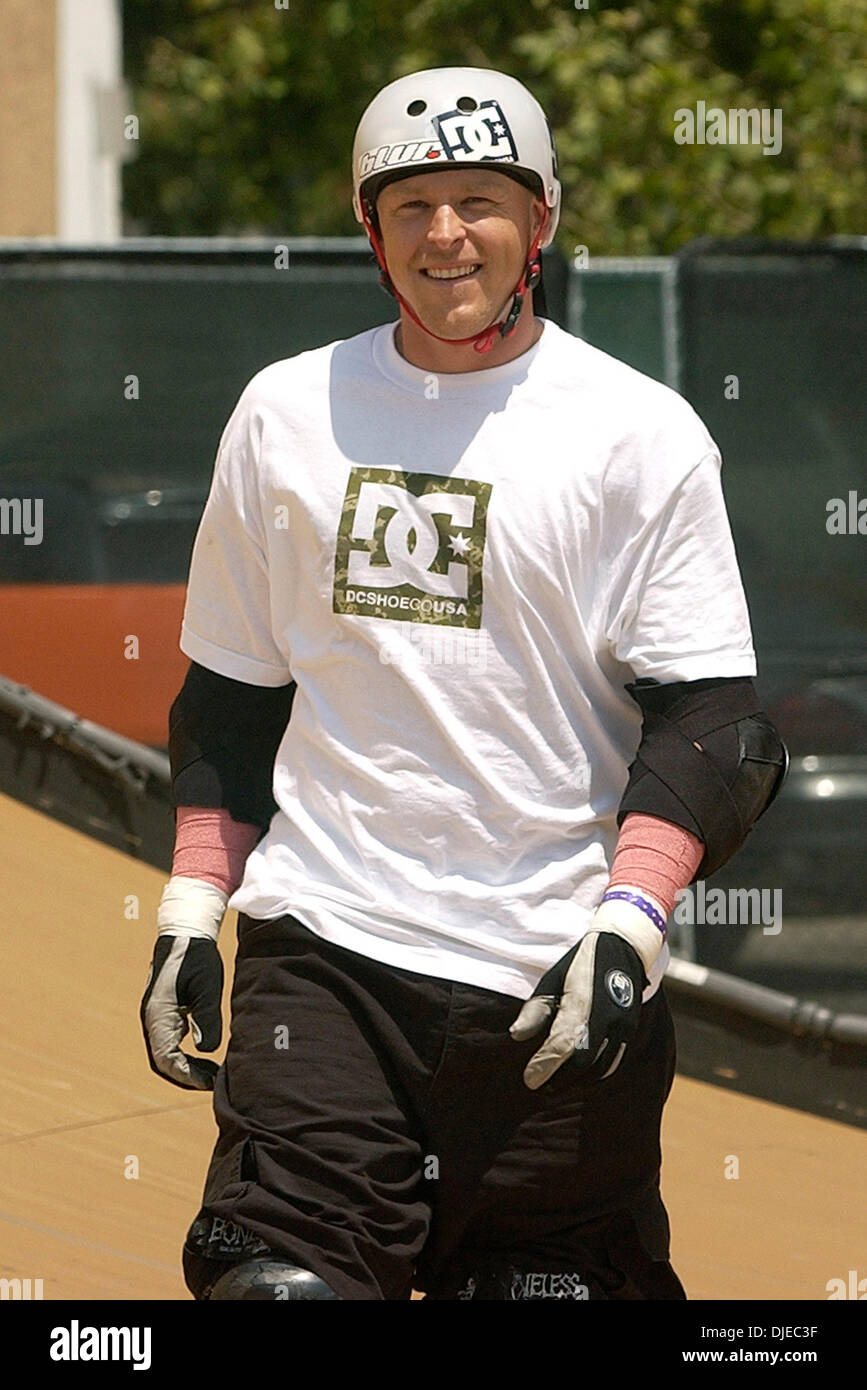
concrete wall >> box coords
[0,0,123,239]
[0,0,57,235]
[56,0,124,239]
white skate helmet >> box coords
[352,67,561,244]
[351,68,561,352]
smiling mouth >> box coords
[421,264,481,280]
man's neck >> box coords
[394,303,545,375]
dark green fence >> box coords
[675,238,867,667]
[0,238,567,582]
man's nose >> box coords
[426,203,465,246]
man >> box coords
[141,68,786,1301]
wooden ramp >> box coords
[0,790,863,1301]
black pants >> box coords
[183,913,685,1301]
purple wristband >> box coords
[601,890,667,936]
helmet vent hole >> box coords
[456,96,477,113]
[407,99,426,116]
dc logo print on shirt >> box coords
[432,101,518,163]
[334,466,492,630]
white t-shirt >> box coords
[180,318,756,1000]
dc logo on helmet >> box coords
[432,100,518,164]
[605,969,634,1009]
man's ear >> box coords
[530,194,546,243]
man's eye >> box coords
[396,196,490,210]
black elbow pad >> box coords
[617,676,788,880]
[168,662,296,832]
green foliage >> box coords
[122,0,867,252]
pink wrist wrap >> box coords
[607,812,704,919]
[171,810,703,921]
[172,806,262,898]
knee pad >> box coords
[425,1261,594,1301]
[426,1254,684,1301]
[423,1245,602,1301]
[423,1213,686,1301]
[182,1208,339,1301]
[183,1209,281,1300]
[209,1259,341,1300]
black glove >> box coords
[140,934,224,1090]
[509,931,648,1089]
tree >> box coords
[122,0,867,252]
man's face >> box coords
[375,167,545,342]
